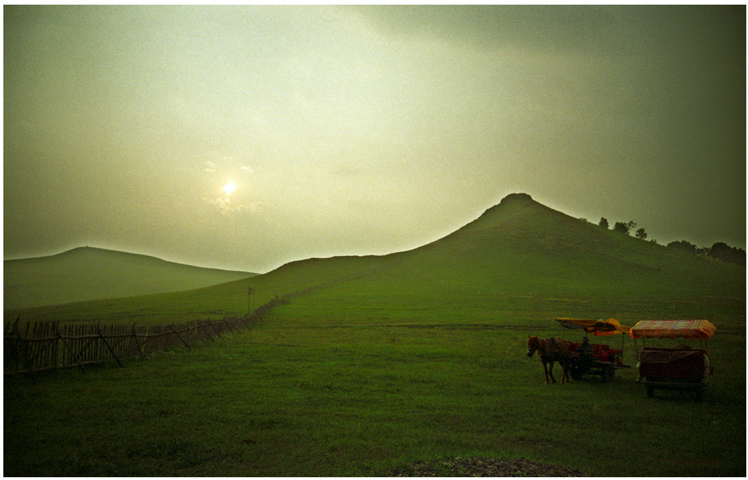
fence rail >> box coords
[4,296,288,376]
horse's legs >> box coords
[542,361,550,384]
[547,360,556,384]
[560,358,568,383]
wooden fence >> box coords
[4,296,288,376]
[3,266,385,377]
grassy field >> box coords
[5,195,745,476]
[5,297,745,476]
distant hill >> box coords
[253,192,744,319]
[4,247,256,309]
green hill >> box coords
[5,193,745,477]
[4,246,256,310]
[8,193,744,327]
[252,192,744,327]
[393,192,743,300]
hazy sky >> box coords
[5,5,745,272]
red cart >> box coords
[629,320,715,400]
[555,318,632,382]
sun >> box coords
[223,182,236,195]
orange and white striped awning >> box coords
[629,320,716,340]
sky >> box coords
[4,5,746,273]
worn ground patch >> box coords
[390,456,584,477]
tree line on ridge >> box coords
[596,217,745,267]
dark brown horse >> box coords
[527,336,572,384]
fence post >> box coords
[6,317,21,374]
[55,325,88,373]
[5,316,20,336]
[206,320,222,339]
[96,326,124,368]
[171,325,191,350]
[196,320,215,343]
[223,316,235,333]
[132,323,144,359]
[23,322,33,377]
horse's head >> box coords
[527,336,540,357]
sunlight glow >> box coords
[223,182,236,196]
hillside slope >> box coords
[267,192,743,298]
[4,247,256,309]
[256,192,744,325]
[393,192,744,298]
[8,194,744,325]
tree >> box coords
[613,220,636,235]
[709,242,746,266]
[635,228,647,240]
[667,240,697,255]
[598,217,609,229]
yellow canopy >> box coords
[629,320,716,340]
[554,318,631,336]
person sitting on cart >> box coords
[578,336,594,369]
[579,337,593,355]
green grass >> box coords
[5,304,745,476]
[5,195,745,476]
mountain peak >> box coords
[499,192,533,205]
[472,192,542,223]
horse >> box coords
[527,336,572,384]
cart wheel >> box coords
[646,385,654,398]
[601,365,615,382]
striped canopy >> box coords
[629,320,716,340]
[554,318,630,336]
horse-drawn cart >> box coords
[629,320,715,400]
[555,318,632,382]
